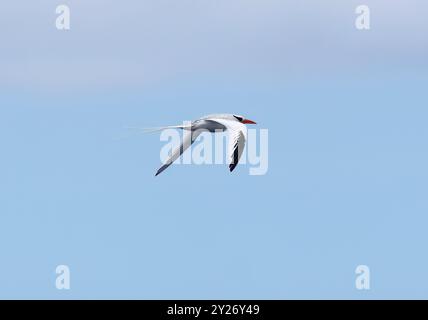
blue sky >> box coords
[1,1,428,299]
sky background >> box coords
[1,0,428,299]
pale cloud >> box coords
[1,0,427,91]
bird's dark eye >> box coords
[234,115,243,122]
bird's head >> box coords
[233,114,257,125]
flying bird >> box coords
[151,114,257,176]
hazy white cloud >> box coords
[1,0,427,90]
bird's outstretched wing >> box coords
[155,130,201,176]
[228,128,247,172]
[212,119,247,172]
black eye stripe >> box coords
[234,115,243,121]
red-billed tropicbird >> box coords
[150,114,257,176]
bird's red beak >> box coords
[242,119,257,124]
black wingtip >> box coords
[229,164,237,172]
[155,164,170,177]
